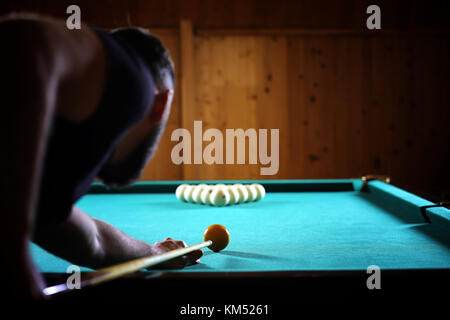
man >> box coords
[0,14,202,299]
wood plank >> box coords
[179,20,197,179]
[196,29,450,37]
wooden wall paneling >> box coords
[106,24,450,189]
[311,36,342,178]
[286,36,342,179]
[220,36,260,179]
[0,1,448,196]
[194,36,261,180]
[360,35,383,178]
[193,35,223,179]
[300,36,326,178]
[334,36,366,178]
[336,35,375,179]
[286,36,308,179]
[410,36,450,194]
[326,36,348,178]
[254,36,290,179]
[385,36,410,186]
[192,34,292,180]
[433,38,450,193]
[287,36,310,178]
[357,36,374,178]
[433,37,450,193]
[369,36,408,183]
[179,20,197,180]
[367,36,391,178]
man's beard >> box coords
[97,123,164,188]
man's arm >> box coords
[0,18,61,299]
[34,207,203,269]
[0,15,105,298]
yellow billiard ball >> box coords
[203,224,230,252]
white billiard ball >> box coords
[175,184,189,201]
[234,184,249,203]
[200,186,214,205]
[184,185,195,203]
[210,185,230,207]
[227,185,240,205]
[245,184,258,202]
[191,184,207,203]
[252,183,266,201]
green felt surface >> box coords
[31,180,450,273]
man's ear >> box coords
[148,90,172,124]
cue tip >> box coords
[42,283,70,296]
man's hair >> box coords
[112,27,174,88]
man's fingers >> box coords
[185,249,203,265]
[177,240,187,248]
[163,238,187,249]
[153,238,204,268]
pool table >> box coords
[32,178,450,302]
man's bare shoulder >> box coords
[0,13,106,122]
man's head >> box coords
[97,27,175,188]
[112,27,175,91]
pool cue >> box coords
[42,240,212,296]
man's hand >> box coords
[150,237,203,269]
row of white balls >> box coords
[176,184,266,207]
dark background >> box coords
[2,0,450,29]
